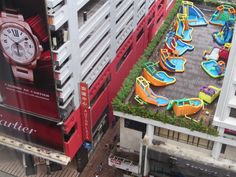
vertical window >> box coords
[230,108,236,118]
[148,13,155,24]
[116,45,132,71]
[90,75,111,106]
[156,15,163,24]
[221,144,226,154]
[136,28,144,41]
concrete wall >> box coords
[120,119,142,152]
[222,145,236,161]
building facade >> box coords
[0,0,175,174]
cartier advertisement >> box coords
[0,106,63,151]
[0,0,59,119]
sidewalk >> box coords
[80,120,123,177]
[0,171,16,177]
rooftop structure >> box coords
[111,1,236,177]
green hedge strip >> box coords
[112,0,218,136]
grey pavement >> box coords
[0,171,16,177]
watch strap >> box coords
[11,65,34,82]
[0,8,23,21]
[4,8,18,14]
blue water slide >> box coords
[170,59,185,71]
[154,73,163,81]
[176,39,194,56]
[188,6,208,26]
[156,97,169,106]
[166,58,175,68]
[213,22,234,45]
[193,6,205,17]
[183,28,193,41]
[155,72,175,83]
[177,21,184,37]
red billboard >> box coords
[80,82,92,142]
[0,0,59,119]
[0,106,64,151]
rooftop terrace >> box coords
[113,2,233,135]
[141,10,222,121]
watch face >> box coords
[0,23,37,65]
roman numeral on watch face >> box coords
[11,29,19,37]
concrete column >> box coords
[143,145,150,177]
[142,124,154,177]
[138,142,143,174]
[146,124,154,145]
[212,128,224,159]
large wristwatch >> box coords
[0,10,43,82]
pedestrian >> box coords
[96,164,100,173]
[99,162,103,172]
[109,143,114,150]
[113,135,117,142]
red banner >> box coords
[0,0,59,120]
[80,82,92,142]
[0,106,64,151]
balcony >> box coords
[77,0,109,29]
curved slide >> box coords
[135,76,169,106]
[213,21,234,46]
[180,1,208,26]
[176,39,194,55]
[143,62,176,86]
[167,98,204,117]
[176,21,184,37]
[159,49,186,73]
[175,17,193,42]
[165,31,194,56]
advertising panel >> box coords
[0,106,64,151]
[80,82,92,142]
[0,0,59,119]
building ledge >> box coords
[115,111,236,147]
[213,117,236,131]
[229,97,236,109]
[0,133,70,165]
